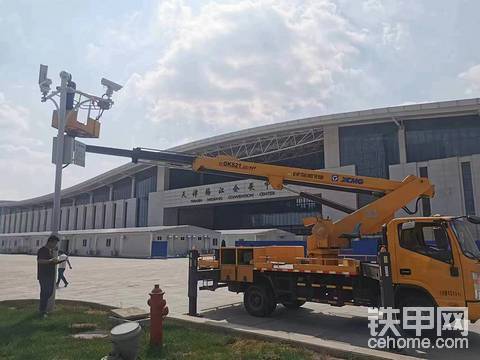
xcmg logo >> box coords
[331,175,364,185]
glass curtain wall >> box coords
[405,115,480,162]
[339,122,400,206]
[213,197,321,235]
[135,167,157,227]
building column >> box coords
[323,125,340,168]
[125,198,137,227]
[130,176,136,198]
[46,209,52,231]
[68,206,76,230]
[114,200,126,228]
[33,210,40,232]
[148,192,165,226]
[92,235,98,255]
[26,211,34,233]
[39,209,46,232]
[109,185,114,201]
[0,213,5,233]
[398,125,407,164]
[157,166,170,191]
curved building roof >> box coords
[3,97,480,208]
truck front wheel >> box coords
[244,284,275,317]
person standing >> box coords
[37,235,61,318]
[56,250,72,287]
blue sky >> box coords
[1,0,480,200]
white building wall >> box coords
[148,192,164,226]
[26,211,34,233]
[0,214,5,233]
[15,212,21,233]
[85,204,94,229]
[323,125,340,168]
[104,202,115,229]
[121,233,151,257]
[94,203,105,229]
[95,234,119,256]
[398,126,407,164]
[72,236,93,256]
[20,212,27,233]
[4,214,10,233]
[428,157,464,216]
[115,200,126,228]
[33,210,40,232]
[39,210,47,232]
[60,208,68,231]
[68,206,76,230]
[10,213,16,233]
[46,209,52,232]
[390,156,480,218]
[77,205,86,230]
[125,198,137,228]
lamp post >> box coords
[38,65,122,311]
[51,71,70,235]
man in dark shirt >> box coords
[37,235,61,317]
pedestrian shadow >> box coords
[198,303,480,359]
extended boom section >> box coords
[86,145,435,264]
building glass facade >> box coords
[135,167,157,227]
[405,115,480,162]
[210,198,322,235]
[461,161,476,215]
[112,177,132,201]
[92,186,109,203]
[339,122,400,206]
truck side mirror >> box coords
[467,215,480,224]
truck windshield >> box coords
[452,219,480,260]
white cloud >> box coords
[459,64,480,95]
[382,22,409,50]
[124,0,366,141]
[0,92,29,132]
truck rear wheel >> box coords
[281,300,306,310]
[244,284,275,317]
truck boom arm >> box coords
[86,145,434,253]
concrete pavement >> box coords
[1,254,479,359]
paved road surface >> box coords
[1,254,479,359]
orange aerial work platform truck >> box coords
[85,145,480,324]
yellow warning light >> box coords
[51,110,100,138]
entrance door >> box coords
[393,220,465,307]
[151,240,168,258]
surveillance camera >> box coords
[39,64,49,85]
[101,78,122,97]
[38,64,52,96]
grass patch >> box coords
[0,301,332,360]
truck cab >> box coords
[388,215,480,322]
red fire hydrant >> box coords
[148,284,169,347]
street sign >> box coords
[52,136,86,167]
[52,136,73,165]
[73,139,86,167]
